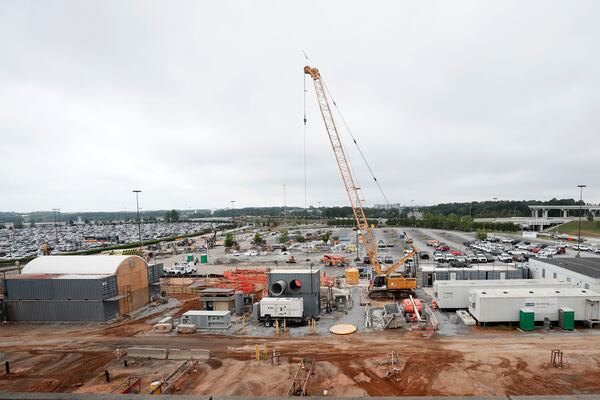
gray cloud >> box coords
[1,1,598,212]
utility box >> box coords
[519,308,535,331]
[259,297,304,319]
[559,307,575,330]
[181,310,231,330]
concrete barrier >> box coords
[169,348,210,361]
[127,347,168,360]
[176,323,197,334]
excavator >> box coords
[304,65,417,300]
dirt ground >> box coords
[1,297,600,396]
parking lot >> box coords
[0,221,216,260]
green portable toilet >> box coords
[200,254,208,264]
[519,308,535,331]
[186,254,194,262]
[559,307,575,330]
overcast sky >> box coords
[1,1,598,212]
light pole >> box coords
[492,198,498,238]
[576,185,586,258]
[230,200,236,244]
[52,208,60,246]
[283,184,287,227]
[133,190,143,250]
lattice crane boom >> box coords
[304,66,382,274]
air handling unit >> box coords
[267,269,320,319]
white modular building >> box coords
[529,258,600,293]
[433,279,574,309]
[468,287,600,323]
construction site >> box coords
[1,64,600,399]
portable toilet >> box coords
[200,254,208,264]
[519,308,535,331]
[559,307,575,331]
[345,268,359,285]
[186,254,194,262]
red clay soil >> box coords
[2,315,600,396]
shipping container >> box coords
[468,287,600,323]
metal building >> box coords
[4,255,152,322]
[268,268,320,318]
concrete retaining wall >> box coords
[168,348,210,361]
[127,347,167,360]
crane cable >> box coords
[303,73,308,211]
[321,80,391,207]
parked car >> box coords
[434,253,446,263]
[445,253,456,263]
[419,251,430,260]
[451,256,468,268]
[384,255,394,264]
[499,254,513,263]
[477,254,488,263]
[466,253,479,263]
[579,245,591,251]
[436,245,450,252]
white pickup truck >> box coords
[164,261,196,276]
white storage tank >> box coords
[468,287,600,323]
[434,279,574,309]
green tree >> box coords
[278,228,289,244]
[321,232,331,243]
[252,232,264,246]
[588,212,594,222]
[476,229,488,241]
[13,216,24,229]
[294,234,306,243]
[224,232,235,248]
[170,209,179,222]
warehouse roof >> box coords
[22,255,145,275]
[535,258,600,279]
[11,273,112,280]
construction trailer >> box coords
[468,287,600,324]
[268,269,320,319]
[180,310,231,329]
[434,279,574,309]
[420,265,530,287]
[4,255,151,322]
[528,258,600,293]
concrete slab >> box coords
[127,347,168,360]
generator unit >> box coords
[268,269,320,319]
[258,297,304,327]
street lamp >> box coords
[576,185,587,258]
[230,200,236,244]
[132,190,143,250]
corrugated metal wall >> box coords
[5,277,118,301]
[5,300,116,322]
[147,263,163,284]
[267,270,321,318]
